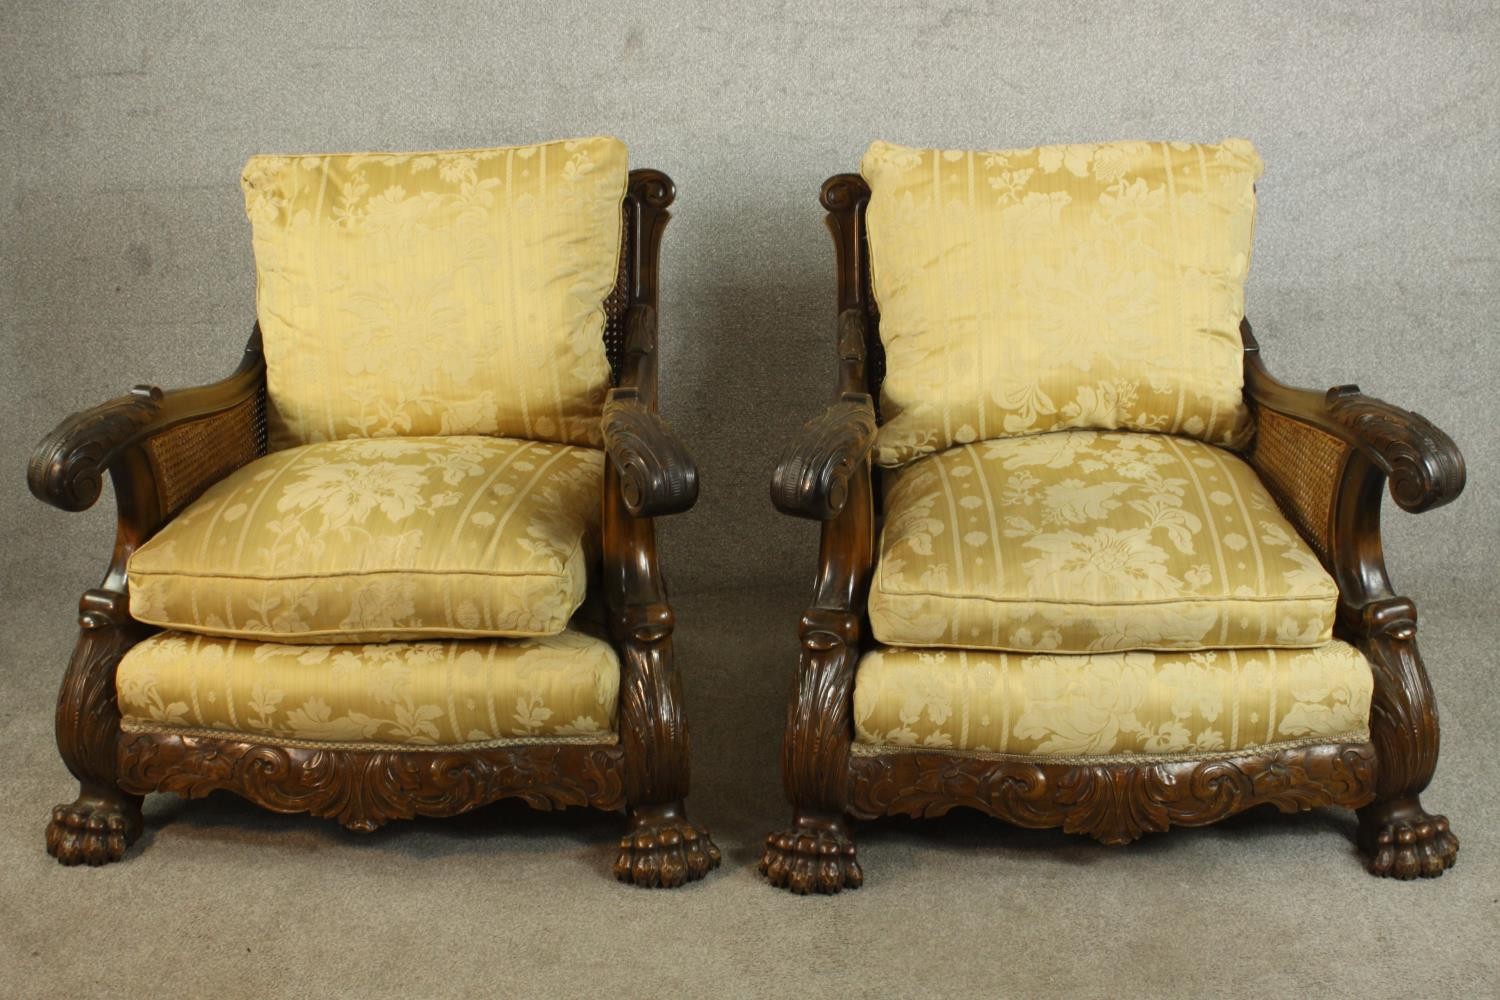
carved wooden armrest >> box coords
[602,301,698,519]
[601,387,698,518]
[1241,322,1464,609]
[28,332,267,528]
[770,393,877,521]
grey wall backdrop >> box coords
[2,1,1495,607]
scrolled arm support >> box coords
[29,386,166,512]
[1242,324,1465,519]
[1323,386,1465,514]
[601,387,699,518]
[27,329,266,533]
[770,393,877,521]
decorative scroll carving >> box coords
[820,173,870,213]
[28,386,164,511]
[1326,386,1466,513]
[602,388,698,518]
[117,732,627,832]
[629,170,674,210]
[769,393,876,520]
[847,743,1378,847]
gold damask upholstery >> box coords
[128,436,602,642]
[117,629,619,749]
[853,640,1371,758]
[869,430,1338,653]
[861,138,1260,467]
[242,137,627,450]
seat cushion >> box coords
[853,641,1371,758]
[116,629,618,749]
[861,138,1261,467]
[869,431,1338,652]
[128,436,602,642]
[241,137,627,450]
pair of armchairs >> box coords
[30,137,1462,893]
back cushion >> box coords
[241,137,628,450]
[861,138,1262,467]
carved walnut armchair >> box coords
[29,138,719,887]
[761,139,1464,894]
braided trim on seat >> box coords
[119,719,618,754]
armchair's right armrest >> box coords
[1243,329,1464,516]
[770,392,877,521]
[601,386,699,518]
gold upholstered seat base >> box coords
[117,629,620,752]
[852,640,1371,760]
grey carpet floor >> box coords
[1,583,1495,999]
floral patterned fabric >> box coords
[128,436,602,642]
[242,137,627,450]
[869,431,1337,652]
[853,641,1371,758]
[117,629,619,749]
[861,138,1262,467]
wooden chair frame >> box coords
[760,173,1465,893]
[29,169,720,888]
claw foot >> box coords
[759,815,862,894]
[614,804,720,888]
[46,792,142,867]
[1359,798,1458,879]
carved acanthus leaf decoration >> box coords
[118,734,627,833]
[847,743,1377,846]
[1326,386,1465,513]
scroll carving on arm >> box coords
[601,305,698,519]
[770,310,877,521]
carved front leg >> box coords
[47,589,145,866]
[1355,600,1457,878]
[760,608,863,894]
[613,602,720,888]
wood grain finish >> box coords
[31,169,717,886]
[1243,319,1463,878]
[117,733,626,831]
[762,172,1464,892]
[602,306,700,519]
[759,178,878,894]
[847,743,1376,845]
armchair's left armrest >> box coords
[770,392,877,521]
[601,387,698,518]
[29,333,266,519]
